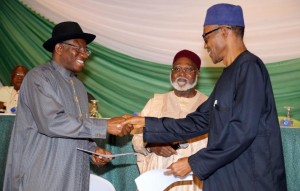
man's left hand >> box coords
[92,147,113,167]
[164,157,192,177]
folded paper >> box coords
[135,169,193,191]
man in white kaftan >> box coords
[132,50,208,191]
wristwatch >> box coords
[171,143,189,150]
[145,147,152,153]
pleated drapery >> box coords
[1,0,299,120]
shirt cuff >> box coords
[89,118,107,139]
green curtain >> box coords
[1,0,300,120]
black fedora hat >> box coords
[43,21,96,52]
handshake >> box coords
[106,115,145,136]
[93,115,146,167]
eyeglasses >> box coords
[61,42,92,56]
[14,73,25,77]
[172,66,196,73]
[202,26,232,43]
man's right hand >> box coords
[107,117,133,136]
[122,116,146,130]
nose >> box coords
[15,75,25,80]
[80,51,89,59]
[177,70,187,76]
[17,75,24,79]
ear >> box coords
[221,27,231,38]
[54,43,63,55]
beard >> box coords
[170,75,198,91]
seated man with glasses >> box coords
[132,49,208,191]
[0,65,28,113]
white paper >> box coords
[135,169,193,191]
[77,148,137,158]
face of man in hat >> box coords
[202,3,245,65]
[203,25,231,64]
[54,39,89,73]
[170,57,199,91]
[44,21,96,73]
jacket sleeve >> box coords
[143,97,211,143]
[189,61,266,180]
[23,70,107,139]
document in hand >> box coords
[77,148,137,158]
[135,169,193,191]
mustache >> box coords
[170,74,198,92]
[174,77,188,82]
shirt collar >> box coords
[50,60,75,80]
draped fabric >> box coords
[1,0,300,120]
[20,0,300,66]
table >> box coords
[0,115,299,191]
[280,127,300,191]
[0,115,14,189]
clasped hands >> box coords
[99,115,144,166]
[107,115,192,177]
[106,115,145,136]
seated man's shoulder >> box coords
[153,92,169,99]
[0,86,14,92]
[196,90,208,100]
